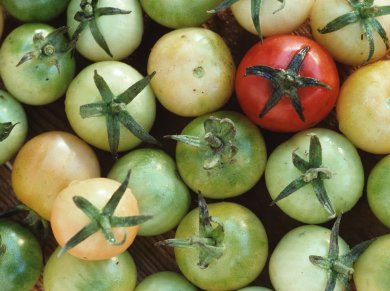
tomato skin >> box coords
[0,90,28,165]
[269,224,349,291]
[67,0,144,61]
[236,35,339,132]
[0,219,43,291]
[354,234,390,291]
[51,177,140,260]
[237,287,272,291]
[140,0,222,28]
[107,148,191,236]
[174,202,268,291]
[134,271,197,291]
[65,61,156,152]
[1,0,70,22]
[174,111,267,199]
[336,60,390,154]
[265,128,364,224]
[147,27,235,117]
[0,23,76,105]
[11,131,101,220]
[367,155,390,228]
[43,247,137,291]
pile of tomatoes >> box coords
[1,0,390,290]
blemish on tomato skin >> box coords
[193,66,205,78]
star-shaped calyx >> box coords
[271,133,335,217]
[58,171,151,257]
[318,0,390,63]
[309,215,375,291]
[245,46,332,121]
[155,194,225,269]
[79,70,160,157]
[17,26,75,74]
[0,122,18,142]
[165,116,238,170]
[71,0,131,57]
[208,0,285,41]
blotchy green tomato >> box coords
[135,271,198,291]
[1,0,70,22]
[0,219,43,291]
[0,23,76,105]
[367,155,390,228]
[174,111,267,199]
[265,128,364,224]
[269,225,349,291]
[140,0,223,28]
[0,90,28,164]
[174,202,268,291]
[43,247,137,291]
[107,148,191,236]
[354,234,390,291]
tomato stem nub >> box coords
[245,46,332,121]
[271,134,336,217]
[318,0,390,63]
[58,170,152,257]
[79,70,160,158]
[155,194,225,269]
[309,215,375,291]
[165,116,238,169]
[72,0,131,57]
[208,0,285,41]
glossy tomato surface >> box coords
[236,35,339,132]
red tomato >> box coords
[235,35,340,132]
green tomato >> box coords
[43,247,137,291]
[367,155,390,228]
[0,23,76,105]
[0,90,28,164]
[237,287,272,291]
[173,202,268,291]
[0,219,43,291]
[1,0,70,22]
[354,234,390,291]
[172,110,267,199]
[65,61,156,153]
[107,148,191,236]
[269,224,350,291]
[135,271,198,291]
[140,0,223,28]
[265,128,364,224]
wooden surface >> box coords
[0,9,389,291]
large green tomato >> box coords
[171,202,268,291]
[367,155,390,228]
[107,148,191,236]
[140,0,223,28]
[265,128,364,224]
[0,90,28,164]
[0,219,43,291]
[0,23,76,105]
[43,247,137,291]
[135,271,197,291]
[354,234,390,291]
[171,110,267,199]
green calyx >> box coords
[165,116,238,170]
[309,215,375,291]
[79,70,160,158]
[72,0,131,57]
[208,0,285,41]
[271,133,335,217]
[17,26,75,73]
[0,122,18,142]
[58,171,151,257]
[0,235,5,257]
[245,46,332,121]
[155,194,225,268]
[318,0,390,63]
